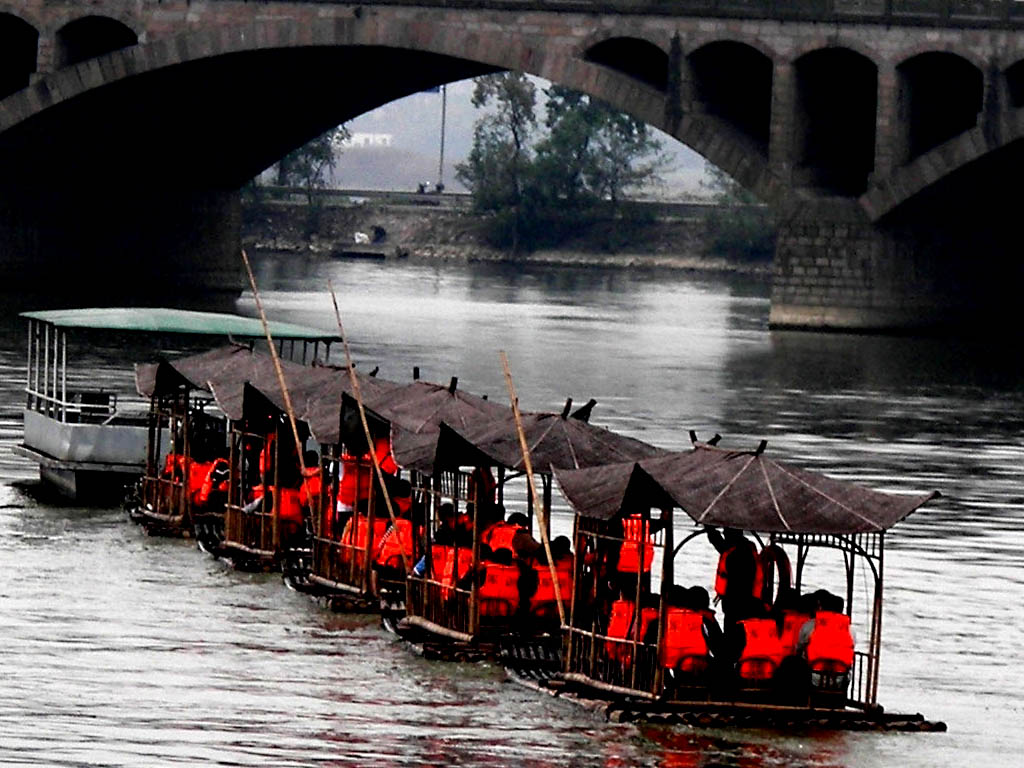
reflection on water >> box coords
[0,255,1021,766]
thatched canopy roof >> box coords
[435,403,664,474]
[554,443,938,534]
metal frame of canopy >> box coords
[554,439,938,713]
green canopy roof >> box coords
[21,308,339,341]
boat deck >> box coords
[508,671,947,732]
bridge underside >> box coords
[0,46,494,296]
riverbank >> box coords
[241,197,774,277]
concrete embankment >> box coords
[241,193,772,276]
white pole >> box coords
[438,84,447,191]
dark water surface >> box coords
[1,256,1020,766]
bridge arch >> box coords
[54,15,139,69]
[1005,58,1024,108]
[582,36,669,92]
[0,13,38,100]
[683,31,778,63]
[896,51,982,163]
[687,40,773,157]
[0,4,43,31]
[793,46,877,196]
[0,17,781,205]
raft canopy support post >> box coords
[654,505,673,698]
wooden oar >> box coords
[327,280,410,573]
[240,249,314,516]
[500,351,566,627]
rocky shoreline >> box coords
[242,198,772,277]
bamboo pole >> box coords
[327,280,410,573]
[499,350,566,627]
[240,250,314,518]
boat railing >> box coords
[566,625,659,697]
[25,387,122,424]
[406,574,472,636]
[311,526,374,593]
[223,498,276,556]
[847,649,870,709]
[140,473,187,521]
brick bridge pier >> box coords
[2,1,1024,330]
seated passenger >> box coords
[687,586,724,659]
[507,514,542,561]
[338,501,389,566]
[529,536,574,621]
[375,515,415,575]
[194,456,229,510]
[777,590,813,658]
[800,592,856,691]
[660,586,710,677]
[735,599,784,683]
[606,594,659,665]
[481,508,524,554]
[477,547,522,618]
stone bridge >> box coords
[3,1,1024,330]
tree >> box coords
[277,125,350,204]
[459,77,667,252]
[274,125,350,236]
[537,86,666,217]
[456,73,538,251]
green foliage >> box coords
[701,165,776,261]
[457,77,666,252]
[276,125,350,237]
[456,73,538,251]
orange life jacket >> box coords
[300,466,322,506]
[187,460,213,498]
[605,599,658,663]
[375,518,413,570]
[163,452,189,479]
[196,457,229,507]
[779,610,812,657]
[340,515,390,561]
[661,607,709,671]
[374,436,398,475]
[430,544,473,582]
[737,617,784,680]
[530,557,573,616]
[338,454,372,508]
[478,562,520,617]
[806,611,855,672]
[482,521,523,554]
[618,514,655,574]
[436,545,473,598]
[273,486,304,523]
[714,539,763,600]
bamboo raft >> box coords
[508,670,947,732]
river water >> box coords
[0,254,1020,766]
